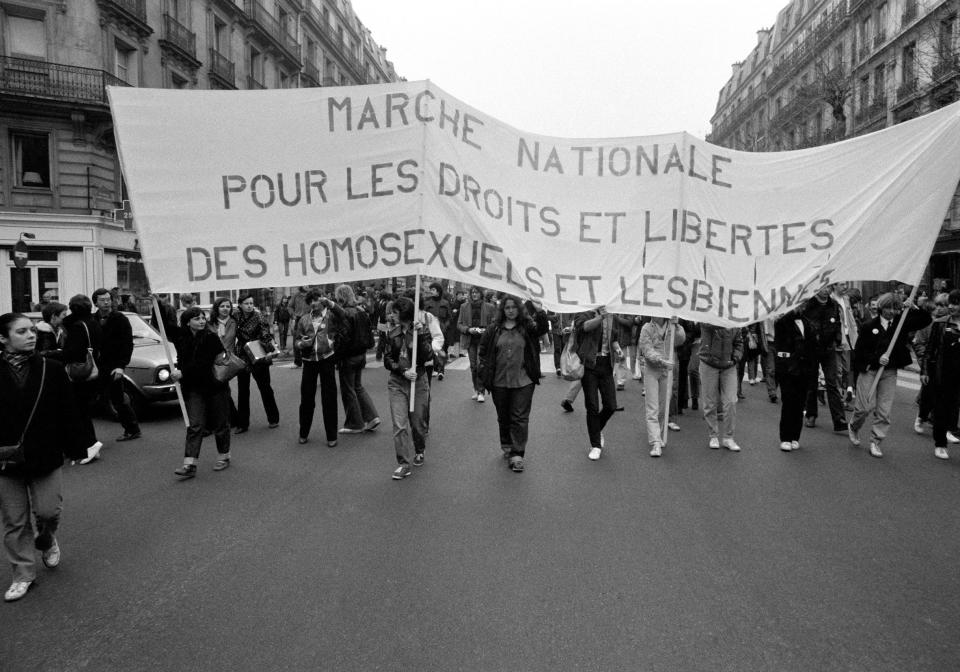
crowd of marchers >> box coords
[1,278,957,603]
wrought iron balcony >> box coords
[243,0,300,65]
[301,61,321,87]
[208,48,235,88]
[162,13,196,59]
[0,56,128,105]
[97,0,151,38]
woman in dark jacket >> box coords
[774,303,817,452]
[170,307,232,478]
[0,312,86,602]
[233,293,279,433]
[921,289,960,460]
[477,296,548,472]
[61,294,103,464]
[36,302,68,360]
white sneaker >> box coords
[722,438,741,452]
[848,426,861,447]
[667,422,681,432]
[791,441,800,451]
[708,437,720,450]
[934,446,949,460]
[477,393,485,403]
[869,442,883,458]
[470,393,478,400]
[914,417,925,434]
[650,443,662,457]
[947,431,960,444]
[4,580,31,602]
[588,447,602,461]
[78,441,103,465]
[780,441,793,452]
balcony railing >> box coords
[897,77,918,101]
[933,55,960,81]
[100,0,146,22]
[0,56,128,105]
[162,13,196,59]
[243,0,300,64]
[208,48,235,87]
[302,60,320,86]
[247,75,266,90]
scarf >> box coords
[2,351,32,388]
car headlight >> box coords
[157,368,171,382]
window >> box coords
[834,42,844,71]
[873,64,885,102]
[249,46,263,84]
[115,41,138,85]
[939,15,956,60]
[902,43,916,82]
[214,18,229,54]
[12,132,50,188]
[4,13,45,59]
[859,75,869,107]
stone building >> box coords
[708,0,960,293]
[0,0,400,313]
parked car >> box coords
[26,310,179,414]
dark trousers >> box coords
[277,321,290,351]
[299,358,338,442]
[184,388,230,458]
[804,348,845,426]
[491,383,535,458]
[104,374,139,434]
[917,381,936,422]
[71,379,100,448]
[932,381,960,446]
[582,355,616,448]
[338,353,379,430]
[553,337,565,372]
[779,370,807,442]
[236,363,279,429]
[292,316,304,365]
[468,341,483,394]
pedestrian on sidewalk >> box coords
[849,292,931,458]
[295,290,339,447]
[698,324,743,452]
[774,303,817,452]
[383,297,436,480]
[169,307,232,478]
[640,316,684,457]
[0,312,86,602]
[477,296,548,472]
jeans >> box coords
[564,379,583,403]
[184,388,230,460]
[339,353,379,430]
[277,321,290,351]
[491,384,535,458]
[582,355,616,448]
[805,349,846,426]
[850,368,897,444]
[700,363,738,440]
[763,346,778,398]
[643,364,670,446]
[0,468,62,582]
[388,372,429,465]
[468,340,484,394]
[299,358,338,442]
[236,363,280,429]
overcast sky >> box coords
[351,0,783,139]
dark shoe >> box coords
[116,431,141,442]
[615,406,625,412]
[363,417,382,432]
[437,372,444,381]
[737,392,746,400]
[769,395,778,403]
[233,427,248,435]
[174,464,197,479]
[413,453,425,466]
[298,437,308,445]
[616,384,625,391]
[213,458,230,471]
[833,421,849,432]
[556,369,562,377]
[561,399,574,413]
[804,417,816,428]
[691,400,698,410]
[392,464,412,480]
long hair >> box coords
[494,295,524,326]
[335,284,357,307]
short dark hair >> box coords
[0,312,28,338]
[948,289,960,306]
[41,302,67,324]
[393,296,415,322]
[305,289,323,303]
[237,292,256,305]
[429,282,444,295]
[179,306,206,327]
[68,294,93,317]
[91,288,111,302]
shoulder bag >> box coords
[65,322,99,382]
[213,349,247,383]
[0,358,46,469]
[560,328,584,381]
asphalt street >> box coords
[2,354,959,672]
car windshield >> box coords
[125,313,161,343]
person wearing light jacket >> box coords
[639,317,685,457]
[698,324,744,452]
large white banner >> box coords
[109,81,960,325]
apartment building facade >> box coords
[0,0,399,313]
[708,0,960,293]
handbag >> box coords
[212,350,247,383]
[560,328,584,381]
[65,322,99,382]
[0,358,46,469]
